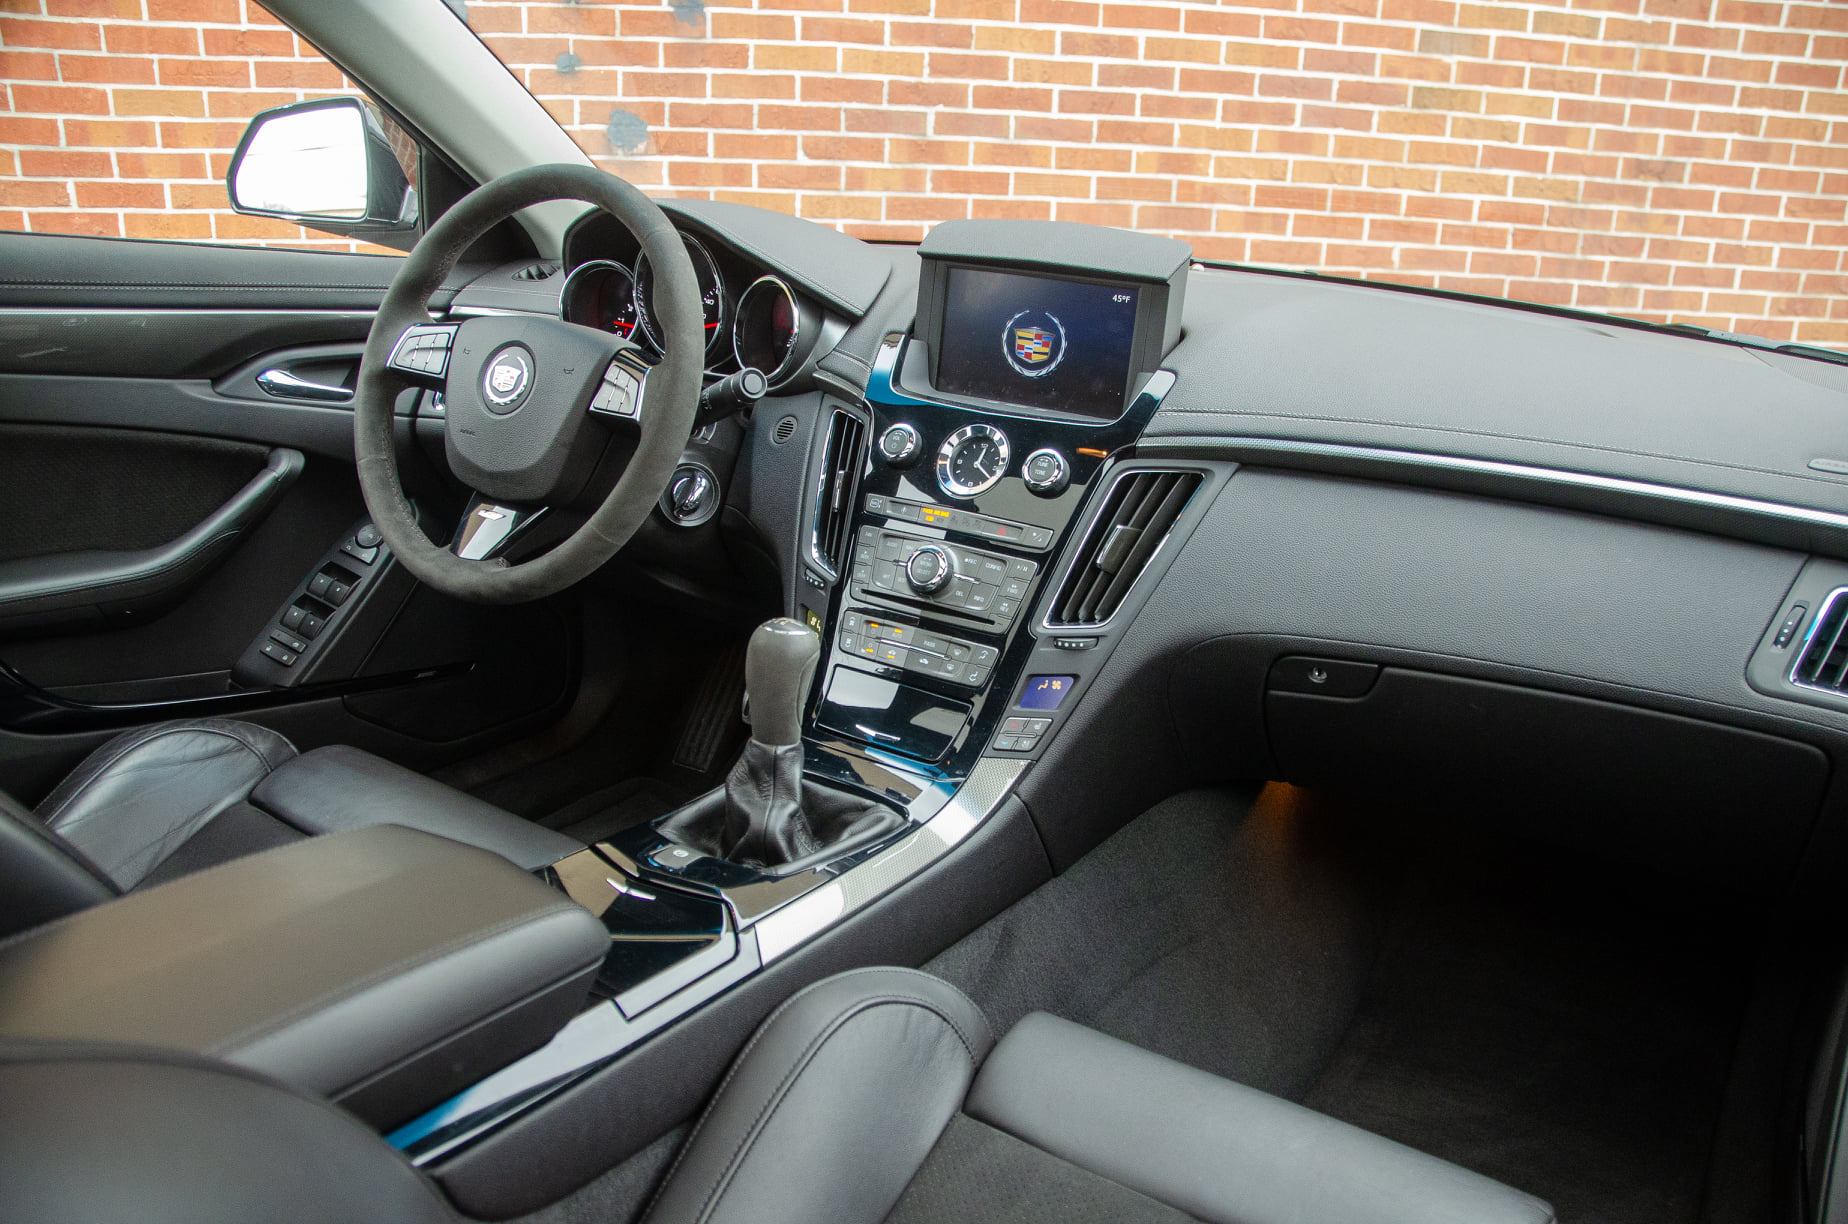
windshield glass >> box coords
[462,4,1848,356]
[470,5,1845,353]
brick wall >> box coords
[2,1,1845,346]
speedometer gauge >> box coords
[936,423,1011,498]
[633,234,726,358]
[558,259,639,340]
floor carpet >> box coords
[926,783,1767,1224]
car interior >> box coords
[4,4,1848,1223]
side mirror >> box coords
[227,97,417,247]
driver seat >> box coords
[0,718,579,938]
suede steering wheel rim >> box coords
[352,163,703,605]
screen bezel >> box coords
[914,259,1173,423]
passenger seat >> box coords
[647,967,1555,1224]
[0,967,1555,1224]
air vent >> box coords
[1048,469,1201,627]
[809,410,866,581]
[512,262,559,281]
[1792,589,1848,695]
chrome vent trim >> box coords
[807,409,866,582]
[1791,587,1848,697]
[1045,468,1202,629]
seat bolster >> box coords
[251,744,581,871]
[965,1012,1556,1224]
[0,790,117,936]
[646,966,996,1224]
[37,718,295,889]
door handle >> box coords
[256,366,353,402]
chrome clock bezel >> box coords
[935,422,1011,499]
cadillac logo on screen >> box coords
[481,345,534,413]
[1002,309,1067,379]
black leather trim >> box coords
[0,1039,459,1224]
[252,743,581,871]
[645,966,995,1224]
[0,789,117,938]
[966,1012,1557,1224]
[37,717,296,890]
[0,825,609,1127]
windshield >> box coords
[462,4,1845,355]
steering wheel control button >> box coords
[591,358,646,420]
[879,423,922,466]
[388,324,457,379]
[480,343,536,414]
[1022,448,1071,497]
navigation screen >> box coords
[935,266,1140,417]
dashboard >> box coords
[454,198,1848,895]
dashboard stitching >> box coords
[1151,409,1844,487]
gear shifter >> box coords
[658,618,903,871]
[741,617,818,749]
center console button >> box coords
[1007,558,1036,580]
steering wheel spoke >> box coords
[387,322,459,387]
[451,493,548,561]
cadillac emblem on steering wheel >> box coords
[481,344,534,413]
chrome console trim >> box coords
[754,755,1025,961]
[389,753,1026,1164]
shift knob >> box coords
[743,617,820,748]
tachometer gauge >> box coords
[936,423,1011,498]
[633,234,726,358]
[558,259,641,340]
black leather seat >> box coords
[0,717,578,936]
[0,967,1556,1224]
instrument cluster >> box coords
[559,229,821,388]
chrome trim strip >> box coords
[755,755,1026,962]
[1140,435,1848,536]
[1789,586,1848,696]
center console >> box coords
[384,221,1197,1175]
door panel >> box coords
[0,234,572,802]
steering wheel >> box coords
[352,164,703,604]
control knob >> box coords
[1022,448,1071,497]
[879,422,921,467]
[904,544,955,595]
